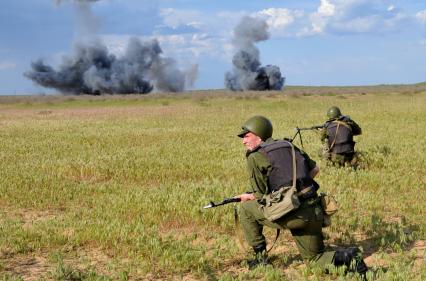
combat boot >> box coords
[248,243,270,269]
[333,247,368,280]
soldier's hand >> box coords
[236,193,256,202]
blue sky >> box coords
[1,0,426,94]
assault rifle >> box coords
[203,192,254,209]
[203,197,241,209]
[289,125,324,148]
[297,125,324,131]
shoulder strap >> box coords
[284,141,297,189]
[328,122,340,150]
[333,120,352,131]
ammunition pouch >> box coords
[260,179,317,222]
[319,192,338,227]
[261,186,300,221]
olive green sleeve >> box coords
[246,152,271,199]
[349,120,362,135]
[320,128,328,142]
[320,121,330,142]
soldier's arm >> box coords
[351,121,362,136]
[320,123,329,142]
[297,147,318,178]
[245,152,271,200]
[344,117,362,135]
[309,166,319,179]
[346,118,362,136]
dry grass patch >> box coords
[1,254,51,281]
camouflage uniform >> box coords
[320,116,362,166]
[240,138,335,267]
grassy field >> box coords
[0,89,425,280]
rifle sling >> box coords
[234,206,247,252]
[328,123,340,151]
[297,185,313,196]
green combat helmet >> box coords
[327,106,342,119]
[238,116,273,141]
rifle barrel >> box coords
[297,125,324,130]
[203,197,241,209]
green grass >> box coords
[0,90,425,280]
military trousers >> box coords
[239,198,335,267]
[328,152,355,166]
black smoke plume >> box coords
[25,0,197,94]
[25,38,196,94]
[225,16,285,91]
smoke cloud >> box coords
[25,38,197,94]
[225,16,285,91]
[25,0,197,94]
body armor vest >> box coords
[259,140,313,193]
[326,120,354,154]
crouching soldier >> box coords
[235,115,368,278]
[321,106,362,166]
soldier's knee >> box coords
[240,201,251,214]
[239,201,258,222]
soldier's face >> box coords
[242,132,262,151]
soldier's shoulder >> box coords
[247,149,264,159]
[324,120,333,126]
[247,149,270,167]
[246,147,261,158]
[340,115,352,122]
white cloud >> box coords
[158,9,246,39]
[308,0,338,34]
[0,61,16,70]
[318,0,335,17]
[251,8,305,38]
[155,9,250,60]
[155,33,225,60]
[159,8,204,29]
[306,0,408,35]
[416,10,426,24]
[254,8,303,30]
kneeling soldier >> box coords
[321,106,362,166]
[235,115,368,278]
